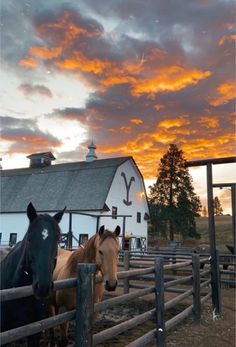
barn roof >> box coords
[0,157,133,213]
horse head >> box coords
[26,202,66,298]
[95,225,121,292]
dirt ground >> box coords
[165,287,235,347]
[93,287,235,347]
[4,287,235,346]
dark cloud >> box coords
[0,115,35,128]
[1,126,62,154]
[18,83,53,98]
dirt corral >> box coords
[54,287,235,346]
[3,288,235,346]
[94,287,235,347]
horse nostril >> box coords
[33,281,53,298]
[105,280,117,292]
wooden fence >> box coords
[0,252,221,346]
[121,249,235,287]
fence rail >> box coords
[0,250,228,346]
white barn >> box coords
[0,144,150,250]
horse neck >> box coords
[83,234,97,263]
[6,238,32,287]
[65,235,97,277]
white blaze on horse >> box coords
[51,225,121,347]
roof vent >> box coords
[86,141,97,162]
[27,152,55,168]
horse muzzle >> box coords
[105,280,117,292]
[33,281,54,299]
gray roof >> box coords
[0,157,132,213]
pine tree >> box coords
[149,144,202,240]
[213,196,223,216]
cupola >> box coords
[27,152,55,168]
[86,141,97,162]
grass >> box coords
[149,215,234,252]
[196,215,233,247]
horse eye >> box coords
[99,250,103,255]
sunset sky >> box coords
[1,0,235,213]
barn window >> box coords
[9,233,17,247]
[137,212,141,223]
[112,206,117,219]
[79,234,88,246]
[59,233,68,248]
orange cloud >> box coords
[2,134,62,154]
[158,116,189,129]
[18,57,38,68]
[199,116,219,128]
[154,104,165,111]
[131,66,211,97]
[130,118,143,125]
[19,10,211,100]
[218,34,236,46]
[56,52,110,74]
[209,82,235,106]
[36,10,101,41]
[29,46,62,59]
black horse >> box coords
[0,202,66,346]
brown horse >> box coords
[52,225,121,346]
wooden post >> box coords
[192,254,201,322]
[207,163,221,315]
[213,250,221,312]
[122,216,126,250]
[75,263,97,347]
[155,257,166,347]
[231,185,236,255]
[68,212,73,249]
[123,251,130,294]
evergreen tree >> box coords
[149,144,201,240]
[213,196,223,216]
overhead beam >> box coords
[212,183,235,188]
[186,156,236,167]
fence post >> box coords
[211,249,221,315]
[192,254,201,322]
[75,263,97,347]
[124,251,130,294]
[155,257,166,347]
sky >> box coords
[0,0,235,214]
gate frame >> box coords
[186,156,236,315]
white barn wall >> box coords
[100,160,149,239]
[0,212,98,247]
[69,213,97,241]
[0,213,28,245]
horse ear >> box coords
[27,202,37,223]
[98,225,105,235]
[53,206,66,223]
[114,226,121,237]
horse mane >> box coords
[65,230,118,276]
